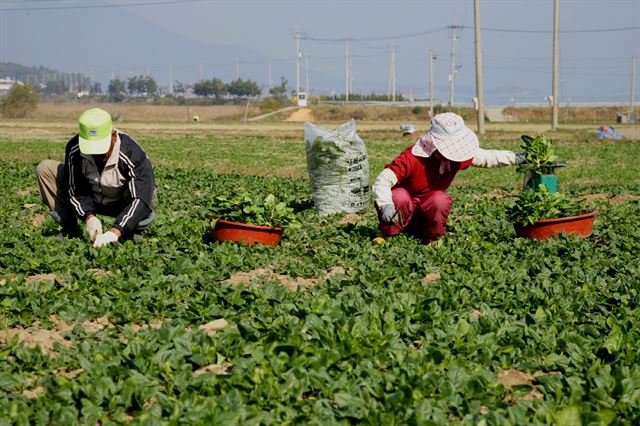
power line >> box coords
[462,24,640,34]
[486,55,632,62]
[302,27,448,43]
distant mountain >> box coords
[1,5,279,89]
[0,62,89,86]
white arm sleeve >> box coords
[372,168,398,207]
[472,148,518,168]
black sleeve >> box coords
[113,135,156,235]
[64,135,96,219]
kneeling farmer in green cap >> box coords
[36,108,157,247]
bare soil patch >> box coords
[473,189,517,200]
[81,317,113,333]
[23,386,45,399]
[224,266,346,290]
[88,268,113,277]
[25,273,59,285]
[422,271,441,285]
[224,268,273,286]
[497,369,553,403]
[469,310,484,319]
[286,108,316,122]
[34,102,245,123]
[339,213,363,225]
[579,193,640,204]
[130,320,164,332]
[31,213,46,227]
[193,363,233,377]
[199,318,229,336]
[0,327,71,356]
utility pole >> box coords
[235,58,240,79]
[293,27,305,97]
[388,46,396,102]
[297,38,301,97]
[305,55,309,94]
[200,64,204,81]
[474,0,485,134]
[630,50,637,113]
[345,35,352,101]
[551,0,559,129]
[169,64,173,94]
[268,57,272,91]
[448,22,462,106]
[429,49,436,118]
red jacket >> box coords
[385,146,473,198]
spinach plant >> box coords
[211,191,301,228]
[507,185,588,225]
[517,134,558,177]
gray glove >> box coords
[515,151,527,164]
[379,204,400,225]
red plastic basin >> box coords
[208,217,283,246]
[514,210,598,240]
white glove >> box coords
[93,231,118,248]
[379,204,400,225]
[472,148,519,167]
[85,216,102,242]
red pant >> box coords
[378,188,452,244]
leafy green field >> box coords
[1,127,640,424]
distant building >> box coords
[0,78,23,94]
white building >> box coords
[0,78,23,95]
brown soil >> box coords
[31,213,46,227]
[80,317,113,333]
[224,266,346,290]
[198,318,229,336]
[34,102,245,123]
[0,327,71,356]
[496,369,548,403]
[473,189,517,200]
[224,268,272,286]
[339,213,363,225]
[129,320,164,332]
[88,268,112,277]
[25,273,59,285]
[579,193,640,204]
[0,314,119,357]
[23,386,45,399]
[422,272,441,285]
[193,363,233,377]
[285,108,316,122]
[469,310,484,319]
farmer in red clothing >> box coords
[373,112,524,244]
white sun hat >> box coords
[412,112,479,162]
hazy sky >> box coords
[1,0,639,105]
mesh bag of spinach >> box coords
[303,120,370,216]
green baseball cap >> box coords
[78,108,113,155]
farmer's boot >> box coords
[49,206,79,240]
[130,211,156,242]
